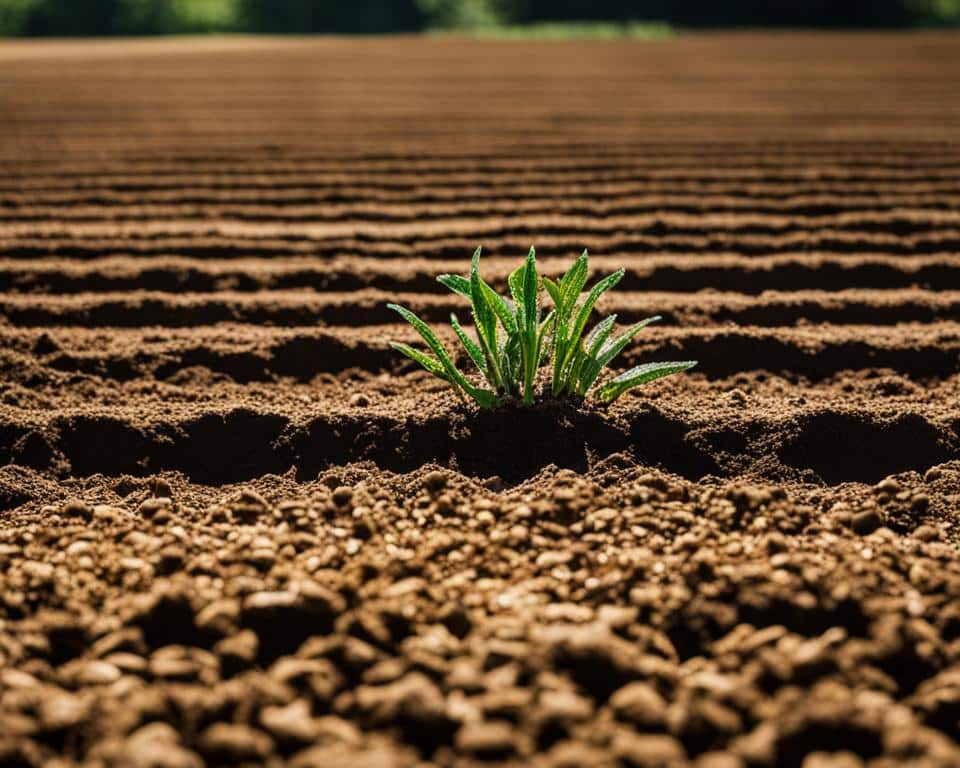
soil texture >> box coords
[1,34,959,768]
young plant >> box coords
[388,246,696,408]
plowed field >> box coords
[1,35,960,768]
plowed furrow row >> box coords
[5,210,960,239]
[4,154,960,181]
[5,230,960,259]
[0,142,957,169]
[0,288,956,329]
[7,194,960,223]
[4,167,960,195]
[5,322,959,383]
[8,183,960,209]
[3,253,956,296]
[1,382,956,485]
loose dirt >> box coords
[1,34,959,768]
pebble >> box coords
[332,486,354,507]
[137,497,172,519]
[260,698,319,745]
[423,469,448,492]
[61,499,93,521]
[611,732,686,767]
[198,723,274,762]
[72,660,121,686]
[800,752,865,768]
[609,682,668,728]
[214,629,259,675]
[37,692,90,731]
[851,508,882,535]
[289,743,401,768]
[124,723,203,768]
[455,720,517,758]
[353,672,448,727]
[349,392,370,407]
[537,688,593,725]
[546,741,617,767]
[913,524,940,542]
[696,753,746,768]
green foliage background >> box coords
[0,0,958,36]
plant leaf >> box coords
[549,250,590,394]
[537,308,555,365]
[518,246,540,404]
[507,262,527,326]
[554,267,625,392]
[437,274,471,301]
[450,313,489,380]
[559,249,589,307]
[543,276,561,306]
[389,342,451,383]
[575,313,618,394]
[562,268,624,362]
[597,361,698,403]
[388,303,462,381]
[388,302,498,408]
[499,333,521,397]
[522,246,538,329]
[555,256,588,340]
[584,314,618,358]
[595,315,661,370]
[469,247,502,387]
[480,280,518,336]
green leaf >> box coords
[388,303,461,380]
[558,250,589,319]
[389,342,450,383]
[559,250,589,300]
[561,268,624,369]
[388,302,499,408]
[553,267,625,393]
[584,314,618,358]
[543,276,561,306]
[437,274,471,300]
[597,361,698,403]
[549,250,592,393]
[575,314,618,395]
[507,262,527,325]
[469,247,502,388]
[450,313,489,380]
[564,345,587,396]
[499,334,521,397]
[480,280,518,336]
[537,308,555,365]
[595,315,661,370]
[522,247,538,326]
[470,248,495,343]
[518,246,540,404]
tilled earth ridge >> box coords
[1,33,960,767]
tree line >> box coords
[1,0,957,37]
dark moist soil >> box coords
[1,33,960,768]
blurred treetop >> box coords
[0,0,958,37]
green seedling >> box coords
[388,246,697,409]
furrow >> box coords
[4,322,959,384]
[5,230,960,259]
[2,253,957,296]
[0,287,958,330]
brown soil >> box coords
[1,34,960,768]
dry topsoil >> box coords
[1,33,959,768]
